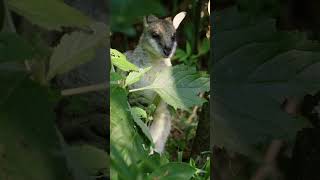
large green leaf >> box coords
[110,85,146,164]
[0,71,71,180]
[133,65,209,110]
[212,7,320,159]
[0,32,34,62]
[148,162,196,180]
[8,0,92,30]
[68,144,109,177]
[47,23,107,80]
[110,48,139,72]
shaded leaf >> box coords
[0,71,71,180]
[111,0,166,35]
[47,23,107,80]
[212,7,319,159]
[148,162,196,180]
[68,144,109,177]
[0,32,34,62]
[8,0,92,30]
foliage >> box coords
[110,48,210,179]
[8,0,93,30]
[212,6,320,160]
[110,0,166,36]
[174,38,210,66]
[0,0,108,179]
[47,23,107,80]
[130,65,209,110]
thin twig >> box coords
[61,82,108,96]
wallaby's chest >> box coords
[125,49,170,103]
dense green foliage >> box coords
[0,0,108,179]
[212,6,320,161]
[110,48,210,180]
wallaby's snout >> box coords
[163,46,172,57]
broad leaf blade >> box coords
[110,49,139,72]
[8,0,92,30]
[212,6,319,159]
[146,65,209,110]
[47,23,107,80]
[68,144,109,177]
[110,85,145,165]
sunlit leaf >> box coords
[134,65,209,110]
[110,48,139,72]
[125,66,151,86]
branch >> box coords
[61,82,108,96]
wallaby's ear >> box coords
[143,15,159,27]
[173,11,186,29]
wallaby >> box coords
[125,12,186,153]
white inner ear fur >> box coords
[173,11,186,29]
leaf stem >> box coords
[129,86,151,93]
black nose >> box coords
[163,47,171,56]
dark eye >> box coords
[151,32,160,39]
[171,33,176,41]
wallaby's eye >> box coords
[151,32,160,39]
[171,33,176,41]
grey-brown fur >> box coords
[125,12,186,153]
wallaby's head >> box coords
[140,12,186,58]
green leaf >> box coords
[173,48,186,60]
[47,23,107,80]
[212,7,319,159]
[0,32,34,62]
[110,48,139,71]
[68,144,109,177]
[148,162,196,180]
[198,38,210,55]
[125,66,151,86]
[186,41,192,56]
[8,0,92,30]
[135,65,209,110]
[131,107,147,119]
[111,72,124,85]
[130,107,152,142]
[110,85,146,165]
[111,0,166,35]
[0,71,71,180]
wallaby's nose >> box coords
[163,46,172,57]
